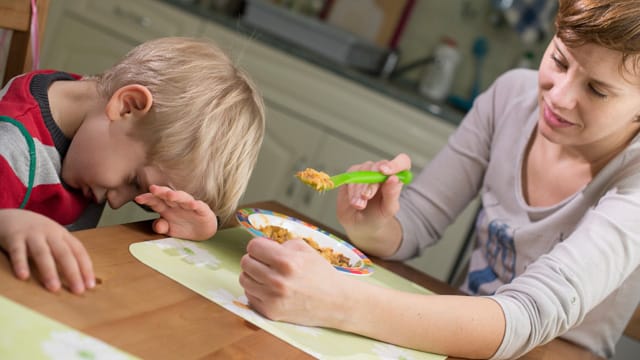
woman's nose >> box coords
[548,76,578,110]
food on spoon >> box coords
[258,225,351,267]
[295,168,334,191]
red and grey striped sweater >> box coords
[0,70,91,225]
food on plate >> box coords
[295,168,334,191]
[258,225,351,267]
[259,224,294,243]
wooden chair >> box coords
[0,0,49,86]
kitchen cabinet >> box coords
[40,0,203,226]
[201,21,479,281]
[42,0,203,74]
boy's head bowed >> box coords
[93,37,265,221]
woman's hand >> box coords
[135,185,217,241]
[336,153,411,256]
[239,236,353,327]
[0,209,95,294]
[239,236,505,359]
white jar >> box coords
[419,37,461,101]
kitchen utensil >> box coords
[295,168,413,191]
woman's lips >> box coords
[543,103,574,128]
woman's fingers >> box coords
[239,255,274,296]
[242,237,313,282]
[379,175,403,216]
[344,154,411,209]
[245,237,292,273]
[240,241,287,299]
[379,153,412,175]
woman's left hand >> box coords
[239,236,353,327]
[134,184,217,241]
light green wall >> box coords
[397,0,551,98]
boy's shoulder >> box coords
[1,70,81,102]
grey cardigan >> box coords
[392,69,640,359]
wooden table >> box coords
[0,201,602,360]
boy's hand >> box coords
[0,209,95,294]
[135,185,218,241]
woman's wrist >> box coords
[347,216,402,257]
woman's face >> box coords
[537,36,640,153]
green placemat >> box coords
[130,227,445,360]
[0,295,139,360]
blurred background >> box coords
[193,0,555,113]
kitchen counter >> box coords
[161,0,466,125]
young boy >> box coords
[0,37,265,295]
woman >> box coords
[239,1,640,358]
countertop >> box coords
[162,0,466,125]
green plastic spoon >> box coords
[296,168,413,192]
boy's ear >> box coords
[105,84,153,121]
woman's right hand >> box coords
[336,153,411,257]
[240,236,357,327]
[0,209,95,294]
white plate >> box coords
[235,208,374,276]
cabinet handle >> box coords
[113,5,152,28]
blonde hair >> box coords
[95,37,265,222]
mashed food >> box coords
[295,168,334,191]
[259,225,351,267]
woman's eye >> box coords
[551,55,568,70]
[589,84,607,98]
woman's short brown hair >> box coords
[555,0,640,73]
